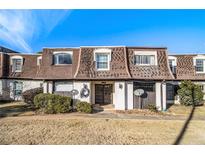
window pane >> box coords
[97,62,108,69]
[97,54,108,62]
[134,55,155,65]
[14,82,23,96]
[134,55,140,64]
[12,59,22,71]
[169,59,173,66]
[54,53,72,64]
[96,54,109,69]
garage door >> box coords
[54,81,73,92]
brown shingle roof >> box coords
[5,53,40,79]
[75,47,131,79]
[35,48,80,80]
[174,55,205,80]
[127,48,174,80]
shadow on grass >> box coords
[173,105,195,145]
[0,103,35,118]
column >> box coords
[162,82,167,111]
[126,81,134,110]
[155,82,162,111]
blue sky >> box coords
[0,10,205,54]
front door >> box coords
[95,84,113,105]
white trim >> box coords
[37,56,42,65]
[94,49,112,71]
[193,55,205,74]
[53,51,73,65]
[10,56,23,72]
[53,51,73,55]
[168,56,177,66]
[134,51,158,65]
[10,55,23,64]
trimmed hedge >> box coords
[22,87,43,105]
[34,93,72,114]
[76,101,92,113]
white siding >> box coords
[73,81,91,103]
[0,79,43,101]
[113,81,126,110]
[126,81,134,110]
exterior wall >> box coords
[113,81,126,110]
[0,79,43,101]
[126,81,134,110]
[43,81,92,103]
[73,81,91,103]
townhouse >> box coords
[0,46,204,111]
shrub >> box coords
[22,87,43,105]
[34,93,72,114]
[146,104,158,112]
[76,101,92,113]
[177,80,204,106]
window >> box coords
[169,59,176,74]
[54,81,73,92]
[13,81,23,96]
[199,85,204,92]
[96,53,109,70]
[94,49,111,70]
[196,59,204,72]
[37,56,42,65]
[134,55,155,65]
[53,52,72,65]
[12,58,22,72]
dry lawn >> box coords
[0,116,184,145]
[0,102,205,145]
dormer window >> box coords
[168,56,177,74]
[11,56,23,72]
[134,51,157,65]
[53,51,72,65]
[196,59,204,72]
[193,55,205,73]
[94,49,111,71]
[37,56,42,65]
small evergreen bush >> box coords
[76,101,92,113]
[177,80,204,106]
[34,93,72,114]
[146,104,158,112]
[22,87,43,105]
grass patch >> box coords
[0,117,184,144]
